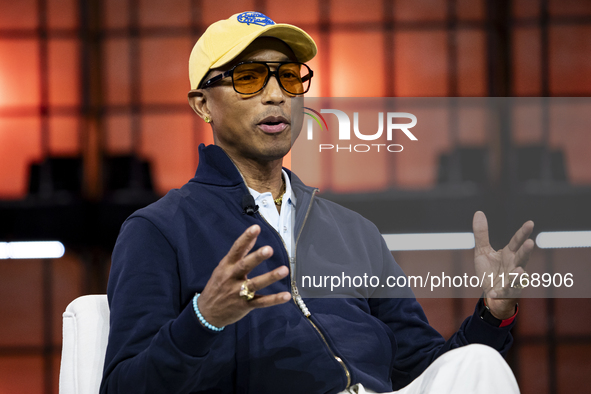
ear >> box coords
[188,90,211,121]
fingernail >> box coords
[277,266,288,276]
[262,246,272,256]
[282,293,291,301]
[249,225,258,235]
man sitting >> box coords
[100,11,534,394]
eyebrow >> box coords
[214,53,296,76]
[241,55,292,62]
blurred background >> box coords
[0,0,590,393]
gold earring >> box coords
[204,116,211,123]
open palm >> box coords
[473,211,535,319]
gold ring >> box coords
[239,280,255,301]
[512,272,529,290]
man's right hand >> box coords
[196,224,292,328]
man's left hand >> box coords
[473,211,535,320]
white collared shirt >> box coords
[248,170,295,258]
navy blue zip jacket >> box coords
[100,144,514,394]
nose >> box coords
[260,72,286,105]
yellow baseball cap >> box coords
[189,11,318,89]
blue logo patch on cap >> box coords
[237,12,275,26]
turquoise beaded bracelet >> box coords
[192,293,225,332]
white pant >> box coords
[342,344,520,394]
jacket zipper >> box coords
[256,189,351,390]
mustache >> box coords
[256,110,290,124]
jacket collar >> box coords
[190,144,316,195]
[190,144,318,234]
[190,144,245,187]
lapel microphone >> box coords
[241,194,259,215]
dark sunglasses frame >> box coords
[189,61,313,96]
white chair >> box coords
[59,294,110,394]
